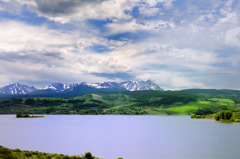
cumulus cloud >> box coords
[142,0,174,8]
[1,20,217,89]
[0,20,135,86]
[106,19,175,35]
[1,0,177,23]
[138,7,160,17]
[0,4,4,12]
[225,27,240,47]
[0,21,76,53]
[11,0,138,23]
[1,0,240,89]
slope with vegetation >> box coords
[0,89,240,115]
[0,145,97,159]
[214,110,240,122]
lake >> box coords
[0,115,240,159]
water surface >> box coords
[0,115,240,159]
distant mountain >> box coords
[59,80,162,96]
[120,80,164,91]
[44,80,163,92]
[81,80,163,91]
[44,83,78,92]
[62,83,127,97]
[0,80,163,98]
[82,82,122,89]
[0,83,37,95]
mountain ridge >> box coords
[43,80,163,93]
[0,83,37,95]
[0,80,163,95]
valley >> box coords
[1,89,240,117]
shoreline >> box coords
[0,145,99,159]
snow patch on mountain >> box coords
[82,82,122,89]
[44,83,78,92]
[120,80,163,91]
[0,83,37,95]
[79,80,162,91]
[0,80,163,95]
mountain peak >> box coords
[44,83,78,92]
[0,83,37,95]
[0,80,163,95]
[120,80,163,91]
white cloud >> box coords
[76,37,108,51]
[106,20,144,34]
[1,0,240,90]
[120,41,219,72]
[0,21,76,53]
[218,12,238,25]
[225,27,240,48]
[88,39,222,89]
[0,4,4,12]
[2,0,237,89]
[0,58,111,87]
[134,70,206,90]
[19,0,138,23]
[106,19,175,35]
[220,0,234,15]
[223,52,240,67]
[139,7,160,17]
[0,74,9,88]
[1,0,176,23]
[170,77,206,89]
[0,20,134,86]
[142,0,174,8]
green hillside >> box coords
[0,90,240,115]
[0,145,98,159]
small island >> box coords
[191,109,240,123]
[16,114,44,118]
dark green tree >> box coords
[84,152,94,159]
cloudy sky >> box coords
[0,0,240,89]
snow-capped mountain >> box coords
[44,83,78,92]
[42,80,163,92]
[44,82,124,92]
[82,82,122,89]
[81,80,163,91]
[120,80,164,91]
[0,83,37,95]
[0,80,163,96]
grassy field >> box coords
[166,105,199,115]
[209,98,235,104]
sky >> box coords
[0,0,240,90]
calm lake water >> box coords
[0,115,240,159]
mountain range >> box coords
[0,80,163,97]
[0,83,37,95]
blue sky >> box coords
[0,0,240,89]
